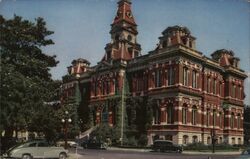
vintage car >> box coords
[152,140,183,153]
[81,139,107,150]
[3,140,68,159]
[240,148,250,158]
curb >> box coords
[183,151,241,155]
[109,147,242,155]
[108,147,150,152]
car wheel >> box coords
[59,152,67,159]
[22,154,32,159]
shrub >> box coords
[138,134,148,147]
[183,143,240,151]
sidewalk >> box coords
[108,146,150,152]
[108,147,242,155]
[183,150,241,155]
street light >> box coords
[61,111,72,149]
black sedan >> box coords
[81,139,108,150]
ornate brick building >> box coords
[62,0,247,145]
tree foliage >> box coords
[0,15,59,143]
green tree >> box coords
[0,15,59,143]
[244,105,250,145]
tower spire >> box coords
[102,0,141,62]
[113,0,136,26]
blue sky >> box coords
[1,0,249,105]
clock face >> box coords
[126,11,133,18]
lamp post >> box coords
[61,111,72,149]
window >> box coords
[206,109,210,127]
[219,112,222,128]
[219,82,222,96]
[38,142,49,147]
[167,104,174,124]
[192,70,197,88]
[101,80,105,95]
[238,138,242,145]
[155,70,162,88]
[115,79,119,94]
[94,81,97,96]
[28,143,37,147]
[219,137,223,144]
[239,86,242,100]
[106,51,111,59]
[192,106,197,125]
[213,110,216,127]
[207,77,211,93]
[207,137,211,145]
[106,80,110,94]
[182,105,187,124]
[168,67,175,85]
[192,136,198,143]
[231,113,235,128]
[232,138,235,145]
[183,67,188,86]
[213,79,217,94]
[134,51,139,58]
[153,104,161,124]
[237,114,241,129]
[183,135,188,145]
[232,84,236,98]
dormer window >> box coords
[127,35,132,42]
[107,51,111,60]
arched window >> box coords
[219,137,223,144]
[182,104,187,124]
[238,138,242,145]
[167,104,174,124]
[192,106,197,125]
[237,114,241,129]
[231,113,235,128]
[153,107,161,124]
[192,136,198,143]
[207,137,211,145]
[232,137,235,145]
[183,135,189,145]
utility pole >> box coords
[120,70,126,146]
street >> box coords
[68,148,243,159]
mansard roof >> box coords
[162,25,191,35]
[71,58,90,65]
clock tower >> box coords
[103,0,141,62]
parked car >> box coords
[3,140,68,159]
[56,140,78,148]
[81,139,107,149]
[240,148,250,158]
[152,140,183,153]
